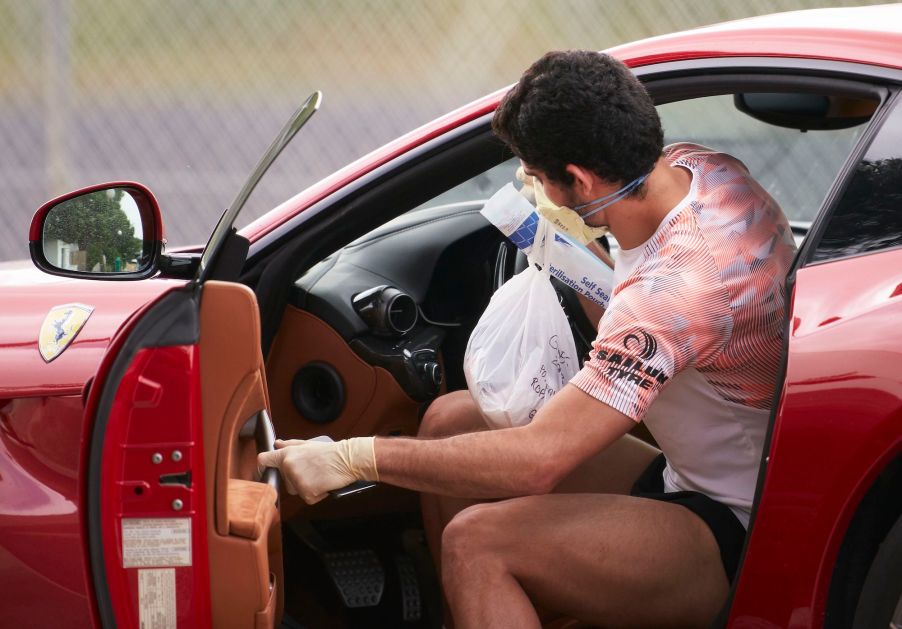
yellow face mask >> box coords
[533,178,610,245]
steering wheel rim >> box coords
[492,241,529,292]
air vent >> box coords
[386,292,417,335]
[352,285,418,336]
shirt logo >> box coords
[624,330,657,360]
[593,330,669,390]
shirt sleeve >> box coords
[662,142,706,164]
[570,235,733,422]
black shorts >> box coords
[630,454,747,583]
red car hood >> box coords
[0,263,186,398]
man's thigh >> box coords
[418,390,489,438]
[553,432,659,495]
[450,493,730,627]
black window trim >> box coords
[799,88,902,267]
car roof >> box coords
[607,3,902,70]
[241,4,902,245]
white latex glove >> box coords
[515,166,536,204]
[257,437,378,504]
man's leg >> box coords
[418,391,660,571]
[418,391,490,577]
[442,494,730,628]
[552,429,659,495]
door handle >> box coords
[254,409,280,501]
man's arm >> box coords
[260,384,635,503]
[378,384,634,497]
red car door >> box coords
[84,280,283,628]
[23,93,322,629]
[731,92,902,627]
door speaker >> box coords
[292,362,346,424]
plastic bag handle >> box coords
[526,218,556,274]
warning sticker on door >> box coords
[122,518,192,568]
[139,568,176,629]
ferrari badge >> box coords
[39,303,94,363]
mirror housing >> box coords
[29,182,164,280]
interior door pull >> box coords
[254,409,280,500]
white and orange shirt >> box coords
[570,142,797,527]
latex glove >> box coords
[257,437,378,504]
[515,166,536,204]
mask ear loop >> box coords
[576,174,649,219]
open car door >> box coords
[25,93,324,628]
[83,280,282,628]
[86,281,282,628]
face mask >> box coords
[533,173,649,245]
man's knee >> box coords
[441,502,508,576]
[418,390,486,438]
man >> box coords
[260,50,796,628]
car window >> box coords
[657,94,869,227]
[810,97,902,263]
[411,157,520,211]
[418,93,869,228]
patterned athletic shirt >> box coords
[570,142,797,527]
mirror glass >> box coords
[42,188,148,274]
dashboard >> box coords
[291,202,507,401]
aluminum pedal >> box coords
[395,554,421,622]
[322,549,385,608]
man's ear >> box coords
[564,164,599,196]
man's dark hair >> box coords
[492,50,663,188]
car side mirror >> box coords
[29,182,164,280]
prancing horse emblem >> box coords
[38,303,94,363]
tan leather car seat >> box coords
[199,281,283,629]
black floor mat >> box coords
[281,515,442,629]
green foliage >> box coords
[44,188,142,272]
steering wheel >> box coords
[492,241,598,362]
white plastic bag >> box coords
[464,219,579,429]
[480,183,614,307]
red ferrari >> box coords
[2,5,902,628]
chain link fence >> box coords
[0,0,885,263]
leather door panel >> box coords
[266,306,421,520]
[266,307,420,442]
[199,281,283,629]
